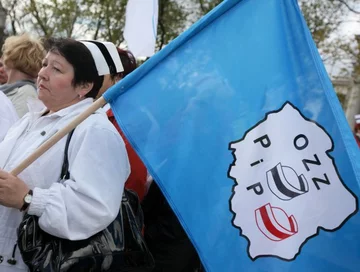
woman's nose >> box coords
[37,67,47,80]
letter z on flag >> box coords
[104,0,360,271]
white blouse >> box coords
[0,98,130,271]
[0,92,18,142]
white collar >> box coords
[31,98,95,118]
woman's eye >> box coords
[53,67,61,72]
[42,63,47,67]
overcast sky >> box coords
[341,13,360,36]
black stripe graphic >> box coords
[85,40,117,74]
[298,175,306,192]
[271,167,301,198]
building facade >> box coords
[333,77,360,131]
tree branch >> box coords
[337,0,360,14]
[68,3,80,37]
[9,0,18,34]
[158,0,166,49]
[29,0,49,36]
[93,16,102,40]
[198,0,206,13]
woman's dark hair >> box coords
[44,38,104,98]
[110,48,137,81]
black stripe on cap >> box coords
[85,40,117,75]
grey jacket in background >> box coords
[0,80,37,118]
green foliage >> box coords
[1,0,189,49]
[23,0,80,37]
[299,0,353,69]
[157,0,189,50]
[82,0,127,45]
[0,0,358,75]
[351,35,360,78]
[300,0,343,46]
[198,0,222,14]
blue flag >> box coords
[104,0,360,271]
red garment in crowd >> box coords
[107,109,147,201]
[355,134,360,148]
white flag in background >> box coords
[124,0,158,58]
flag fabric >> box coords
[104,0,360,271]
[124,0,158,57]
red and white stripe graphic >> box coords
[255,203,298,241]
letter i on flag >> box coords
[104,0,360,271]
[124,0,158,58]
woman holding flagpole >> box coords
[0,38,130,271]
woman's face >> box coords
[37,51,92,112]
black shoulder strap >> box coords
[60,129,75,180]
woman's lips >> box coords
[39,84,48,91]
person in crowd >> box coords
[97,47,203,272]
[0,60,8,84]
[0,33,45,118]
[96,47,148,201]
[0,37,130,271]
[354,114,360,147]
[142,178,204,272]
[0,91,18,142]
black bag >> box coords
[17,130,154,272]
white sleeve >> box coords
[0,93,18,141]
[0,116,12,142]
[27,124,130,240]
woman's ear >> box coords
[77,82,94,97]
